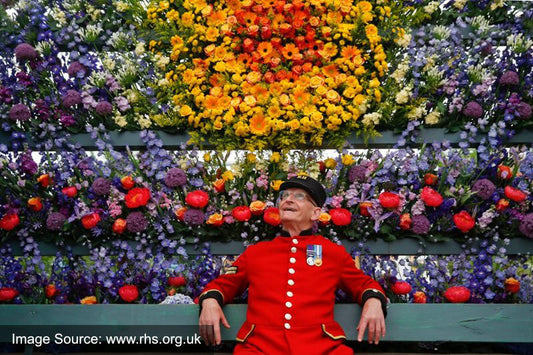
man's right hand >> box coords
[199,298,231,346]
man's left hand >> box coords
[356,298,386,344]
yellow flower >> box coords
[270,180,283,191]
[234,121,249,136]
[203,152,211,162]
[267,105,282,118]
[222,170,234,181]
[246,153,257,163]
[249,112,270,136]
[270,152,281,163]
[81,296,97,304]
[341,154,355,166]
[358,1,372,12]
[326,89,340,103]
[369,78,380,88]
[180,105,193,116]
[361,12,373,23]
[288,119,300,131]
[325,158,337,169]
[207,213,224,226]
[181,12,194,27]
[319,43,338,59]
[365,24,378,38]
[205,27,219,42]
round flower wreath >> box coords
[146,0,405,149]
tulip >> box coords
[175,207,187,221]
[359,202,372,217]
[45,285,58,299]
[206,213,224,226]
[232,206,252,222]
[0,214,20,231]
[399,213,412,230]
[250,201,266,215]
[0,287,19,302]
[424,173,438,185]
[28,197,43,211]
[318,212,331,226]
[37,173,52,187]
[495,199,509,212]
[119,285,139,303]
[497,165,513,180]
[413,291,427,303]
[81,213,100,229]
[379,191,400,209]
[391,281,411,295]
[61,186,78,197]
[112,219,127,234]
[504,278,520,294]
[81,296,97,304]
[168,276,186,288]
[213,179,225,193]
[185,190,209,209]
[420,187,443,207]
[329,208,352,226]
[263,207,281,226]
[453,211,475,233]
[121,176,135,190]
[504,186,527,203]
[125,187,151,208]
[443,286,470,303]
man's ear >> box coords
[310,207,322,221]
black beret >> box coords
[279,176,327,207]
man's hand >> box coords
[356,298,386,344]
[199,298,230,346]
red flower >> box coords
[0,214,20,231]
[453,211,475,233]
[185,190,209,209]
[443,286,471,303]
[0,287,19,302]
[37,173,53,187]
[504,186,527,203]
[119,285,139,303]
[125,187,151,208]
[81,213,100,229]
[504,278,520,294]
[359,202,372,217]
[112,219,127,234]
[213,179,225,193]
[420,187,443,207]
[121,176,135,190]
[232,206,252,222]
[27,197,43,211]
[413,291,427,303]
[497,165,513,180]
[168,276,186,288]
[318,161,326,173]
[424,173,438,185]
[62,186,78,197]
[399,213,412,230]
[329,208,352,226]
[391,281,411,295]
[45,285,58,299]
[495,199,509,212]
[379,192,400,209]
[263,207,281,226]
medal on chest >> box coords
[306,244,323,267]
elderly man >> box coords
[199,176,387,354]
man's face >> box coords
[278,188,321,226]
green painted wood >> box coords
[2,129,532,150]
[0,304,531,343]
[6,238,533,256]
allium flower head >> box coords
[126,211,148,233]
[67,61,86,77]
[462,101,483,118]
[348,165,367,183]
[91,177,111,196]
[9,103,31,121]
[411,214,430,235]
[517,102,531,120]
[14,43,38,61]
[46,212,66,231]
[472,179,496,200]
[95,101,113,116]
[183,209,205,225]
[164,167,187,188]
[499,71,520,86]
[519,213,533,239]
[61,90,82,108]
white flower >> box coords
[470,16,492,34]
[78,24,103,44]
[395,86,412,104]
[115,1,129,12]
[155,54,170,69]
[35,40,54,56]
[490,0,504,10]
[407,106,427,120]
[433,25,451,40]
[453,0,467,10]
[424,1,439,14]
[51,7,67,26]
[135,42,146,56]
[396,32,412,48]
[102,57,116,71]
[391,60,409,83]
[507,33,533,54]
[362,112,382,127]
[137,115,152,129]
[113,113,128,128]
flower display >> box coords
[444,286,471,303]
[119,285,139,303]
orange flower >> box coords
[112,219,127,234]
[242,11,257,26]
[257,42,274,58]
[121,176,135,190]
[263,207,281,226]
[175,207,187,221]
[204,95,219,110]
[125,187,151,208]
[37,173,53,187]
[318,212,331,226]
[365,24,378,38]
[292,87,310,107]
[497,165,513,180]
[270,180,283,191]
[213,179,225,193]
[209,73,226,87]
[80,296,97,304]
[207,213,224,226]
[504,278,520,294]
[323,64,338,78]
[340,46,360,61]
[28,197,43,212]
[207,10,226,26]
[359,201,372,217]
[81,213,100,229]
[281,43,300,60]
[249,112,270,136]
[250,200,266,215]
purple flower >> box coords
[462,101,483,118]
[61,90,82,108]
[9,103,31,121]
[499,71,520,86]
[183,209,205,225]
[95,101,113,116]
[67,62,86,77]
[411,214,430,235]
[46,212,66,231]
[18,151,37,175]
[60,114,76,126]
[91,177,111,196]
[472,179,496,200]
[126,212,148,233]
[517,102,531,120]
[348,165,367,183]
[164,168,187,188]
[519,213,533,239]
[14,43,38,61]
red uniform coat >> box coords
[200,233,386,354]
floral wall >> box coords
[0,0,531,305]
